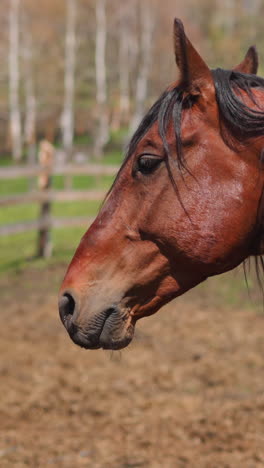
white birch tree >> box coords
[94,0,109,158]
[23,30,36,165]
[61,0,77,155]
[129,1,154,135]
[119,3,131,125]
[110,3,132,131]
[9,0,22,161]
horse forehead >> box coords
[142,120,161,144]
[135,92,219,154]
[136,107,194,145]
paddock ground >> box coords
[1,264,264,467]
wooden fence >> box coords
[0,143,118,257]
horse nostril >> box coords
[59,293,76,324]
[105,306,117,316]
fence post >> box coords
[37,140,54,258]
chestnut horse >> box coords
[59,19,264,350]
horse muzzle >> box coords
[58,292,135,350]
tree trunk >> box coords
[23,30,36,190]
[94,0,109,159]
[119,4,131,126]
[110,4,131,132]
[23,32,36,165]
[61,0,77,157]
[129,1,154,135]
[9,0,22,161]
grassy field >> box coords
[0,149,123,274]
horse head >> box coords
[59,19,264,350]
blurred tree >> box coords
[9,0,22,160]
[129,0,155,135]
[21,22,36,166]
[22,0,64,142]
[117,2,135,127]
[94,0,108,159]
[0,0,264,160]
[61,0,77,157]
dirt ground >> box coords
[1,264,264,468]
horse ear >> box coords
[233,46,258,74]
[173,18,213,93]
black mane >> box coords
[212,69,264,141]
[127,69,264,165]
[127,86,189,169]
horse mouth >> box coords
[65,310,135,350]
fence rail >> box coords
[0,146,118,257]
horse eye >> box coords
[137,155,163,174]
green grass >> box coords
[100,150,123,166]
[0,177,30,195]
[73,134,92,146]
[71,174,115,190]
[0,200,101,226]
[0,203,38,225]
[0,155,16,167]
[0,174,116,196]
[0,227,86,274]
[0,197,101,274]
[194,268,260,309]
[0,150,122,275]
[52,200,101,218]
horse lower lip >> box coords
[68,313,132,350]
[66,314,113,349]
[70,330,102,349]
